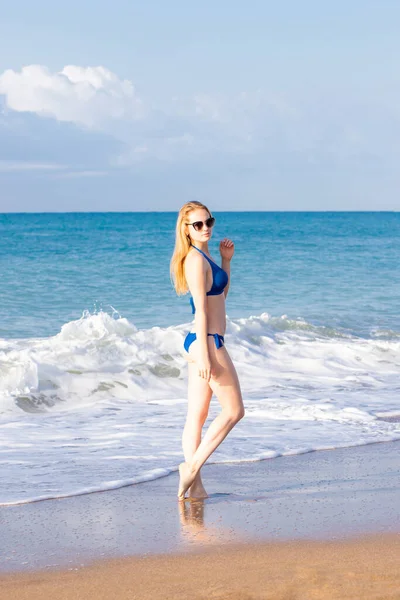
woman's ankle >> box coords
[189,459,200,476]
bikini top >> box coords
[188,244,229,314]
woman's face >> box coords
[185,208,213,244]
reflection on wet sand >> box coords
[178,499,239,546]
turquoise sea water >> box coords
[1,212,399,339]
[0,211,399,506]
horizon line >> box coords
[0,210,399,215]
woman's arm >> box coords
[184,253,211,380]
[220,238,235,300]
[222,258,231,298]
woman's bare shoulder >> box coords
[184,249,204,269]
[184,250,208,285]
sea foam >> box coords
[0,310,399,505]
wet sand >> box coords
[1,531,400,600]
[1,440,399,598]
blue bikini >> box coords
[184,245,229,353]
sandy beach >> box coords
[1,532,399,600]
[1,440,399,598]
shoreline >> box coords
[2,436,398,508]
[1,439,399,598]
[1,439,399,575]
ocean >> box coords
[0,211,399,505]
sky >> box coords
[1,0,400,212]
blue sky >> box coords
[1,0,400,211]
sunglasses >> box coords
[186,216,216,232]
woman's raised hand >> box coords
[220,238,234,261]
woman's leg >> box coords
[182,359,213,498]
[178,343,245,499]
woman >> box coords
[170,201,245,500]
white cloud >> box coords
[0,160,67,172]
[1,64,400,172]
[51,169,108,179]
[0,65,144,128]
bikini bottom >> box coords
[184,332,225,354]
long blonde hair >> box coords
[170,200,212,295]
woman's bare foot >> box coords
[178,462,197,500]
[188,473,208,499]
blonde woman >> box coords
[170,201,245,500]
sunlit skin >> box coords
[178,208,245,500]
